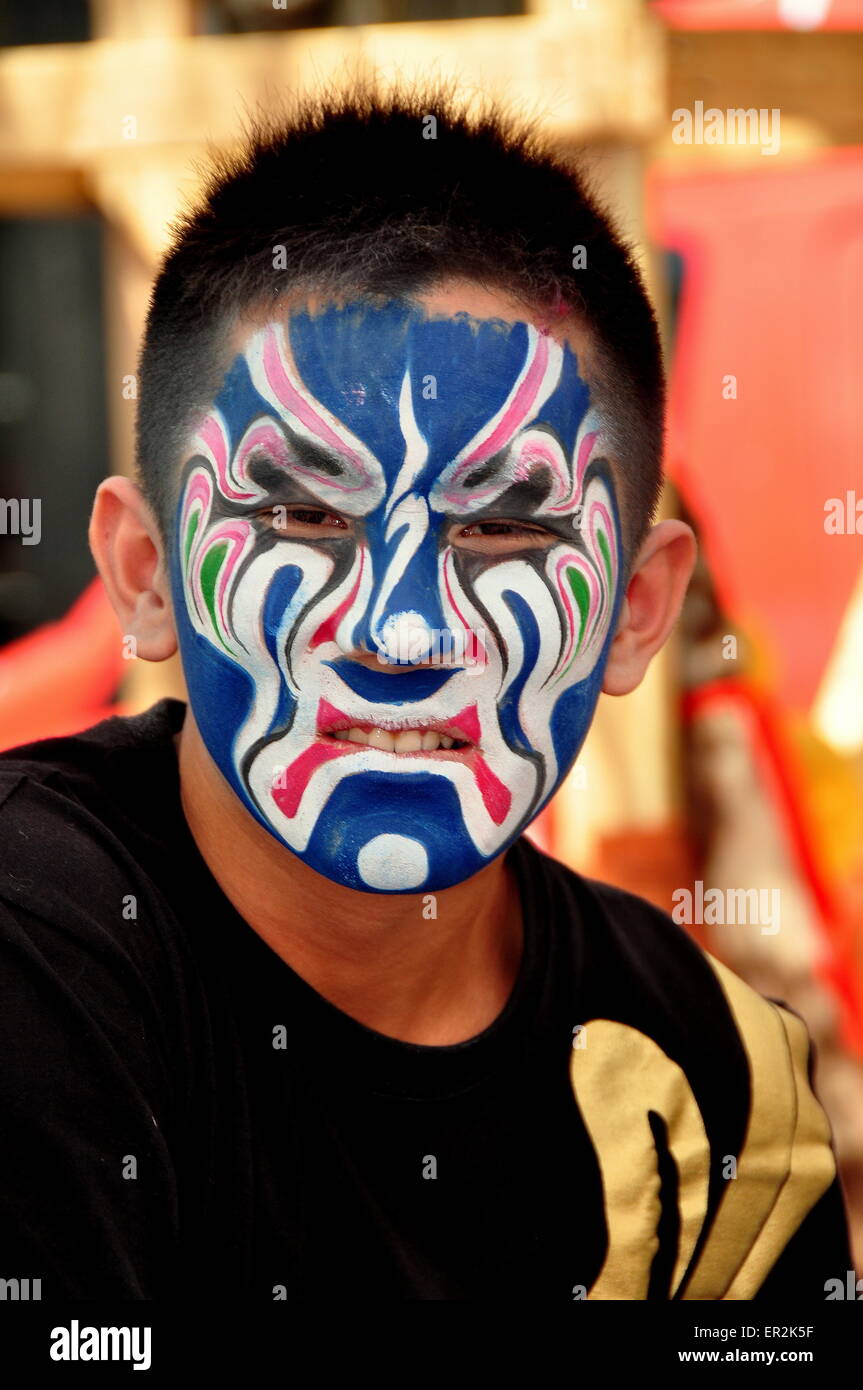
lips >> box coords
[268,697,511,825]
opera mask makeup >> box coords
[170,300,624,892]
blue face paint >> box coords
[170,299,624,892]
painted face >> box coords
[170,299,624,892]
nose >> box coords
[347,493,450,666]
[375,610,437,665]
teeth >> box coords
[326,727,466,752]
[366,727,394,751]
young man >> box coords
[0,83,853,1301]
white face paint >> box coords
[171,299,623,892]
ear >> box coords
[601,519,697,696]
[88,475,178,661]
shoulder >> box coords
[529,839,828,1133]
[518,836,759,1046]
[0,697,186,889]
[0,697,185,801]
[0,700,195,1069]
[586,872,817,1067]
[519,835,803,1051]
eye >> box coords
[451,519,557,555]
[256,505,351,537]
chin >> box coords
[247,772,522,893]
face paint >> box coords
[170,299,624,893]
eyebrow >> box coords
[438,443,554,503]
[281,434,352,480]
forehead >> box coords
[195,288,601,503]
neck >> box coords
[176,706,524,1046]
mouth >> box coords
[316,700,479,757]
[272,698,510,826]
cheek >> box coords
[178,465,256,659]
[181,502,343,678]
[546,489,621,692]
[469,561,568,776]
[464,545,617,780]
[547,551,608,687]
[471,558,569,692]
[444,487,620,704]
[181,517,255,659]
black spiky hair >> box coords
[135,74,665,571]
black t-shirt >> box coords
[0,698,853,1300]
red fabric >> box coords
[0,577,124,751]
[650,148,863,713]
[651,0,861,30]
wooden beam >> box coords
[85,147,204,261]
[0,167,89,214]
[0,10,665,170]
[89,0,198,39]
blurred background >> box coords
[0,0,861,1269]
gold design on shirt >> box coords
[570,1021,709,1299]
[569,952,837,1300]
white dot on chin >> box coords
[356,834,429,890]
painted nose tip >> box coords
[375,611,435,664]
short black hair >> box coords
[136,75,665,573]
